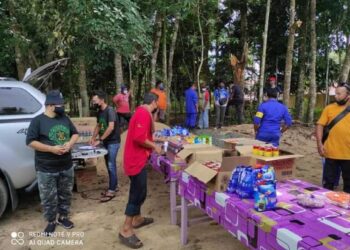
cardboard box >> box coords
[185,156,254,192]
[177,146,224,163]
[74,165,99,192]
[236,146,303,180]
[71,117,97,143]
[222,138,272,150]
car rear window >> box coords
[0,87,42,115]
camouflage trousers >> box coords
[37,167,74,222]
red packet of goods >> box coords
[325,191,350,209]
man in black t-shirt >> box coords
[26,90,79,235]
[229,82,244,124]
[90,90,121,202]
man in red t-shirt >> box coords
[119,92,161,249]
[198,83,210,129]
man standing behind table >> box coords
[316,82,350,193]
[119,93,162,249]
[214,81,229,129]
[26,90,79,235]
[253,88,292,146]
[113,85,132,127]
[198,84,210,129]
[90,90,121,202]
[151,80,167,123]
[185,82,198,129]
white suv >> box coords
[0,58,67,218]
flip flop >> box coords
[100,192,116,203]
[133,217,154,229]
[118,233,143,249]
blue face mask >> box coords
[159,84,164,90]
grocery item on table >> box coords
[254,183,277,212]
[253,165,277,211]
[237,167,255,199]
[325,191,350,209]
[296,194,325,208]
[253,145,279,157]
[227,166,243,194]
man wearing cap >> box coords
[253,88,292,146]
[263,75,282,101]
[316,82,350,193]
[26,90,79,235]
[151,80,167,123]
[113,85,132,127]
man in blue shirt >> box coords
[253,88,292,146]
[185,83,198,129]
[214,82,229,129]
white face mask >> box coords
[202,88,206,92]
[123,90,128,94]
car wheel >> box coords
[0,178,8,218]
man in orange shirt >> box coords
[316,82,350,193]
[151,81,167,123]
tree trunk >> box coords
[151,12,163,87]
[14,45,26,80]
[295,0,309,121]
[197,0,205,96]
[167,14,180,124]
[238,0,248,86]
[283,0,296,106]
[128,59,136,111]
[114,52,124,91]
[307,0,317,124]
[78,56,90,117]
[258,0,271,103]
[339,42,350,83]
[162,18,167,86]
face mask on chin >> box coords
[54,106,65,116]
[336,97,348,106]
[93,103,100,110]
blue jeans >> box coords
[37,167,74,222]
[103,143,120,192]
[198,109,209,129]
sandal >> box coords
[118,233,143,249]
[133,217,154,229]
[100,192,116,202]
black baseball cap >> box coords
[45,90,64,105]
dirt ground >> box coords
[0,123,327,250]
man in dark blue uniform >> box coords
[185,83,198,129]
[253,88,292,146]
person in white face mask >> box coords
[113,85,132,128]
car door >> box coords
[0,84,45,189]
